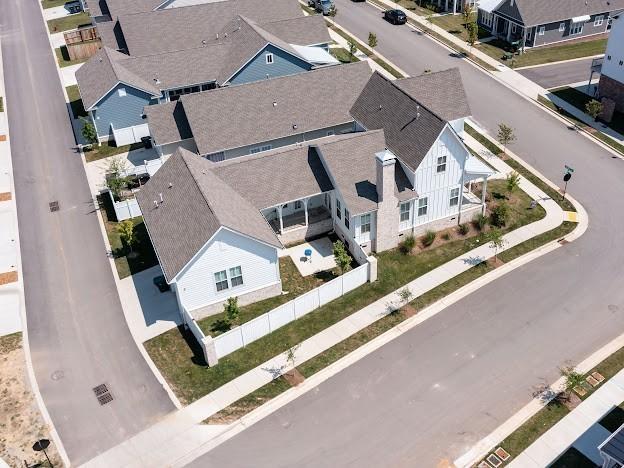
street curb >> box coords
[0,33,71,467]
[172,140,588,467]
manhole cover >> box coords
[51,370,64,381]
[93,383,114,405]
[49,201,60,212]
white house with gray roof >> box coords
[76,4,335,144]
[136,68,494,319]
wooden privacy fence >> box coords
[64,26,101,61]
[64,26,98,44]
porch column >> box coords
[452,0,457,15]
[278,205,284,234]
[506,21,512,42]
[303,198,309,227]
[492,14,498,35]
[521,27,527,54]
[481,177,488,215]
[468,180,472,194]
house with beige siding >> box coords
[137,68,494,319]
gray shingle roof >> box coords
[176,61,373,155]
[117,0,304,56]
[260,15,330,46]
[394,68,471,123]
[136,148,280,282]
[494,0,624,26]
[75,47,161,110]
[350,71,446,172]
[601,424,624,464]
[315,131,416,216]
[144,100,193,145]
[212,144,334,210]
[104,0,164,19]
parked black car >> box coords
[383,9,406,24]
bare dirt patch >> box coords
[0,333,63,467]
[283,368,305,387]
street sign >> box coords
[565,165,575,174]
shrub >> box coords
[442,232,451,241]
[458,223,470,236]
[491,203,510,228]
[333,240,352,274]
[399,235,416,254]
[422,230,436,247]
[473,213,488,231]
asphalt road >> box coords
[191,3,624,467]
[518,56,599,89]
[0,0,174,464]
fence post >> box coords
[367,256,378,282]
[202,336,218,367]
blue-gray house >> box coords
[75,14,335,145]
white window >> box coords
[336,199,341,219]
[436,155,447,173]
[250,144,272,154]
[344,208,350,229]
[559,22,566,32]
[539,26,545,35]
[266,53,274,64]
[294,200,302,210]
[450,188,460,207]
[360,213,371,234]
[594,15,604,27]
[570,23,583,35]
[207,152,225,162]
[214,270,228,292]
[400,202,411,222]
[417,197,428,217]
[326,130,335,136]
[229,266,243,287]
[118,87,127,97]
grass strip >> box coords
[47,12,91,33]
[66,84,86,119]
[537,95,624,157]
[465,122,576,212]
[42,0,68,8]
[0,96,3,112]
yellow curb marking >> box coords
[564,211,579,223]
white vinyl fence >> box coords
[108,190,141,221]
[213,263,369,360]
[111,123,150,146]
[181,306,211,365]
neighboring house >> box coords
[75,13,334,144]
[599,423,624,467]
[431,0,477,14]
[137,68,493,319]
[598,14,624,113]
[144,61,373,159]
[478,0,624,50]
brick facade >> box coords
[598,74,624,114]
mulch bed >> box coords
[283,368,305,386]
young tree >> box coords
[224,297,240,324]
[80,118,98,148]
[497,123,516,155]
[505,171,521,196]
[559,366,585,402]
[117,220,137,256]
[347,38,358,61]
[487,228,506,262]
[106,157,130,201]
[462,3,474,29]
[424,13,434,34]
[466,21,478,52]
[368,32,378,49]
[585,99,603,121]
[333,240,353,274]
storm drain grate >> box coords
[93,383,114,405]
[49,201,60,212]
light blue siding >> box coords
[91,83,159,138]
[227,44,312,85]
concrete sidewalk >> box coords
[81,130,577,468]
[509,369,624,467]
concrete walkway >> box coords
[81,130,578,468]
[509,369,624,467]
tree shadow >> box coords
[462,255,485,266]
[314,270,338,282]
[262,364,286,380]
[210,319,231,334]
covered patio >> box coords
[462,155,496,216]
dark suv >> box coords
[384,9,407,24]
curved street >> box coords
[0,0,175,465]
[191,2,624,467]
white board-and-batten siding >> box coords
[174,228,280,312]
[401,125,468,230]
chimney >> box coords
[374,149,399,252]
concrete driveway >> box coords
[518,56,600,89]
[189,2,624,467]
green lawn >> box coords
[100,196,159,279]
[394,0,436,15]
[55,45,89,67]
[47,12,91,33]
[551,86,624,136]
[146,181,546,404]
[329,47,359,63]
[42,0,69,8]
[0,96,3,112]
[66,84,86,119]
[198,256,341,336]
[477,37,607,68]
